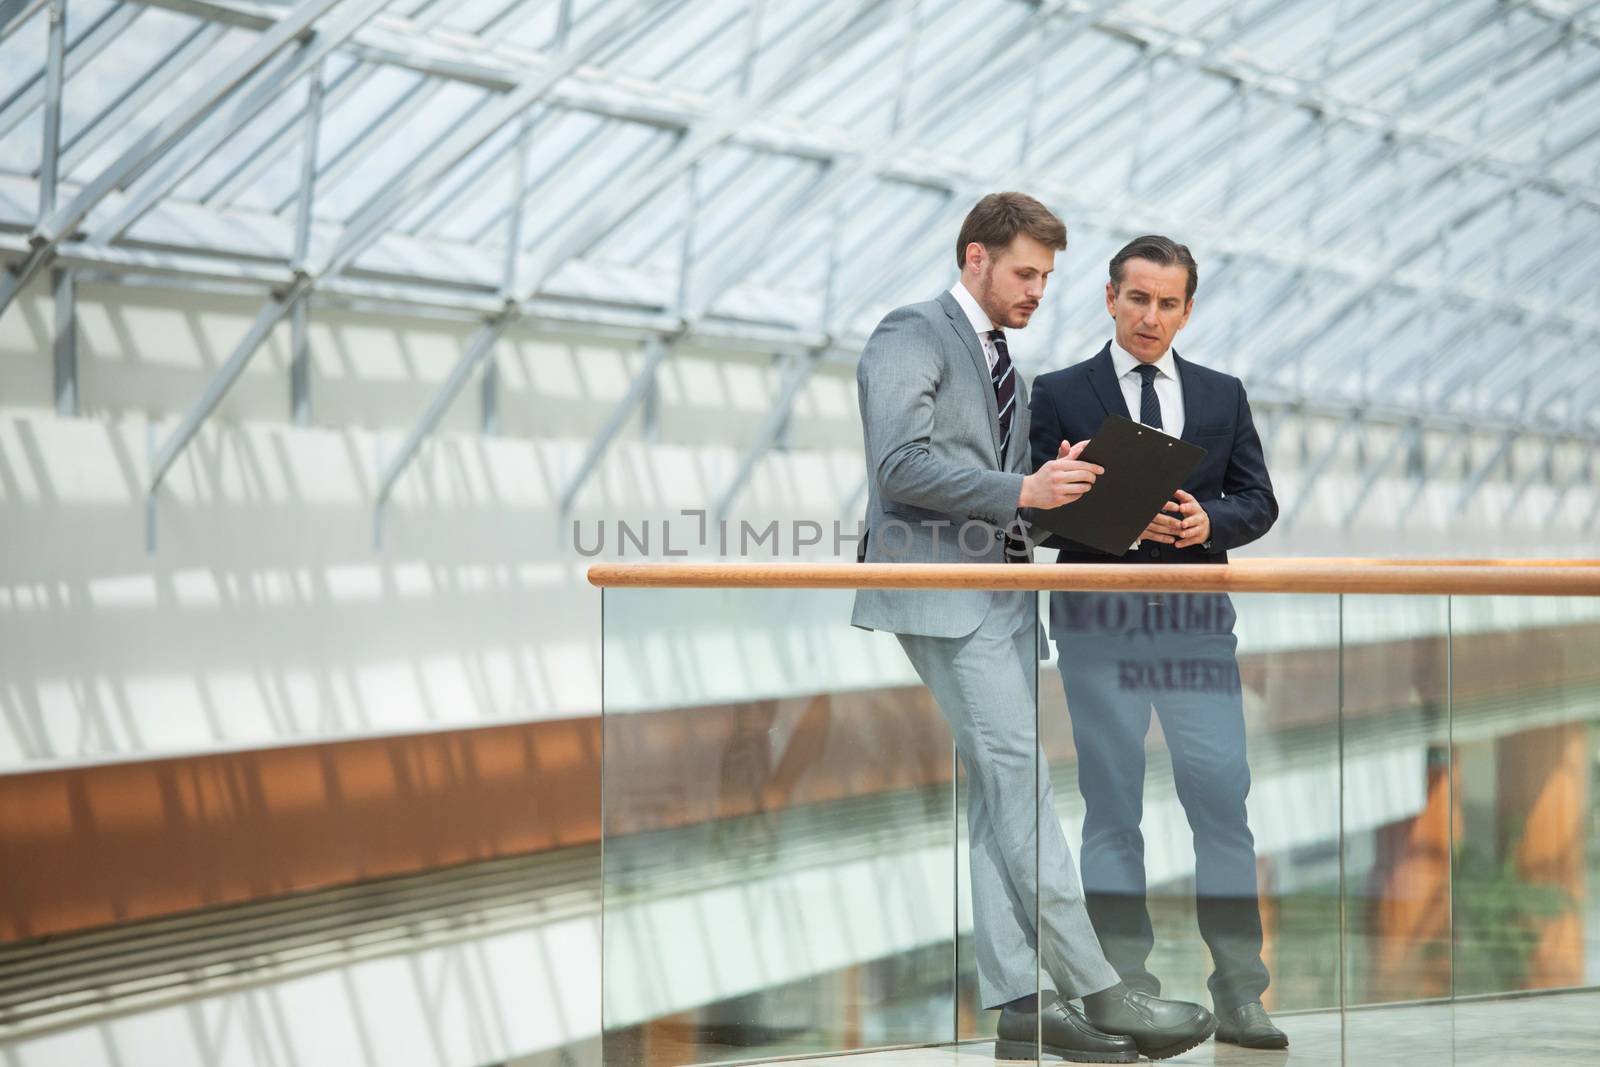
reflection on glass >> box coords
[595,583,1600,1066]
[600,587,964,1065]
[1043,591,1342,1032]
[1451,596,1597,1000]
[1338,595,1454,1064]
[1338,595,1454,1005]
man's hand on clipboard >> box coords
[1139,489,1211,547]
[1018,438,1103,509]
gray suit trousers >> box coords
[897,591,1121,1009]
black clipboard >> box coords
[1028,414,1207,556]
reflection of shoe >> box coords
[1215,1002,1289,1049]
[1083,988,1217,1060]
[994,993,1137,1063]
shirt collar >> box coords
[1111,337,1177,380]
[949,280,996,338]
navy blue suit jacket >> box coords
[1028,343,1278,565]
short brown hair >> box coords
[1109,234,1198,302]
[955,192,1067,269]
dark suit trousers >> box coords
[1053,592,1269,1010]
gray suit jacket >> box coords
[851,289,1033,639]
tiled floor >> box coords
[766,991,1600,1066]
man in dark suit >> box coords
[1027,235,1288,1050]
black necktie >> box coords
[1134,363,1163,430]
[986,329,1027,563]
[986,329,1015,460]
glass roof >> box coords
[1,0,1598,431]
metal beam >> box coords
[12,207,1600,460]
[58,23,229,178]
[479,351,499,436]
[738,0,766,97]
[516,0,896,303]
[1502,435,1561,522]
[40,0,73,418]
[36,0,65,219]
[13,218,1600,469]
[1453,429,1518,516]
[52,268,75,416]
[289,298,311,426]
[90,11,388,245]
[142,0,668,541]
[0,0,45,40]
[372,310,513,545]
[1241,6,1600,389]
[104,0,1600,216]
[145,274,312,551]
[0,0,370,317]
[459,114,612,248]
[1515,0,1600,48]
[1072,2,1600,209]
[289,63,323,426]
[1248,179,1600,386]
[708,190,955,519]
[712,350,820,519]
[198,59,364,209]
[0,1,139,144]
[674,162,699,316]
[1545,445,1595,527]
[372,0,891,533]
[1340,422,1419,529]
[483,114,532,437]
[1,0,1583,356]
[1282,422,1355,529]
[1391,421,1462,516]
[271,79,446,216]
[557,334,674,513]
[683,0,1055,321]
[322,0,672,281]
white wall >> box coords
[0,280,876,771]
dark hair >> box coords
[1109,235,1198,302]
[955,192,1067,269]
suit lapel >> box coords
[938,290,1003,465]
[1087,342,1131,422]
[1172,350,1203,442]
[1005,375,1029,471]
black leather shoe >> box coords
[1083,988,1217,1060]
[1215,1002,1288,1049]
[995,993,1137,1063]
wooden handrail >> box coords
[588,560,1600,596]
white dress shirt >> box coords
[950,282,1000,371]
[1110,338,1184,439]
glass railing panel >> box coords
[1040,589,1343,1056]
[599,586,984,1065]
[1338,594,1455,1064]
[1448,594,1600,1003]
[1338,593,1454,1003]
[943,590,1050,1060]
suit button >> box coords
[1148,546,1161,558]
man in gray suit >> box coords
[852,193,1216,1063]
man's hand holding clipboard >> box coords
[1025,415,1208,556]
[1018,438,1105,510]
[1140,488,1211,549]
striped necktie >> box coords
[985,329,1016,461]
[1134,363,1163,430]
